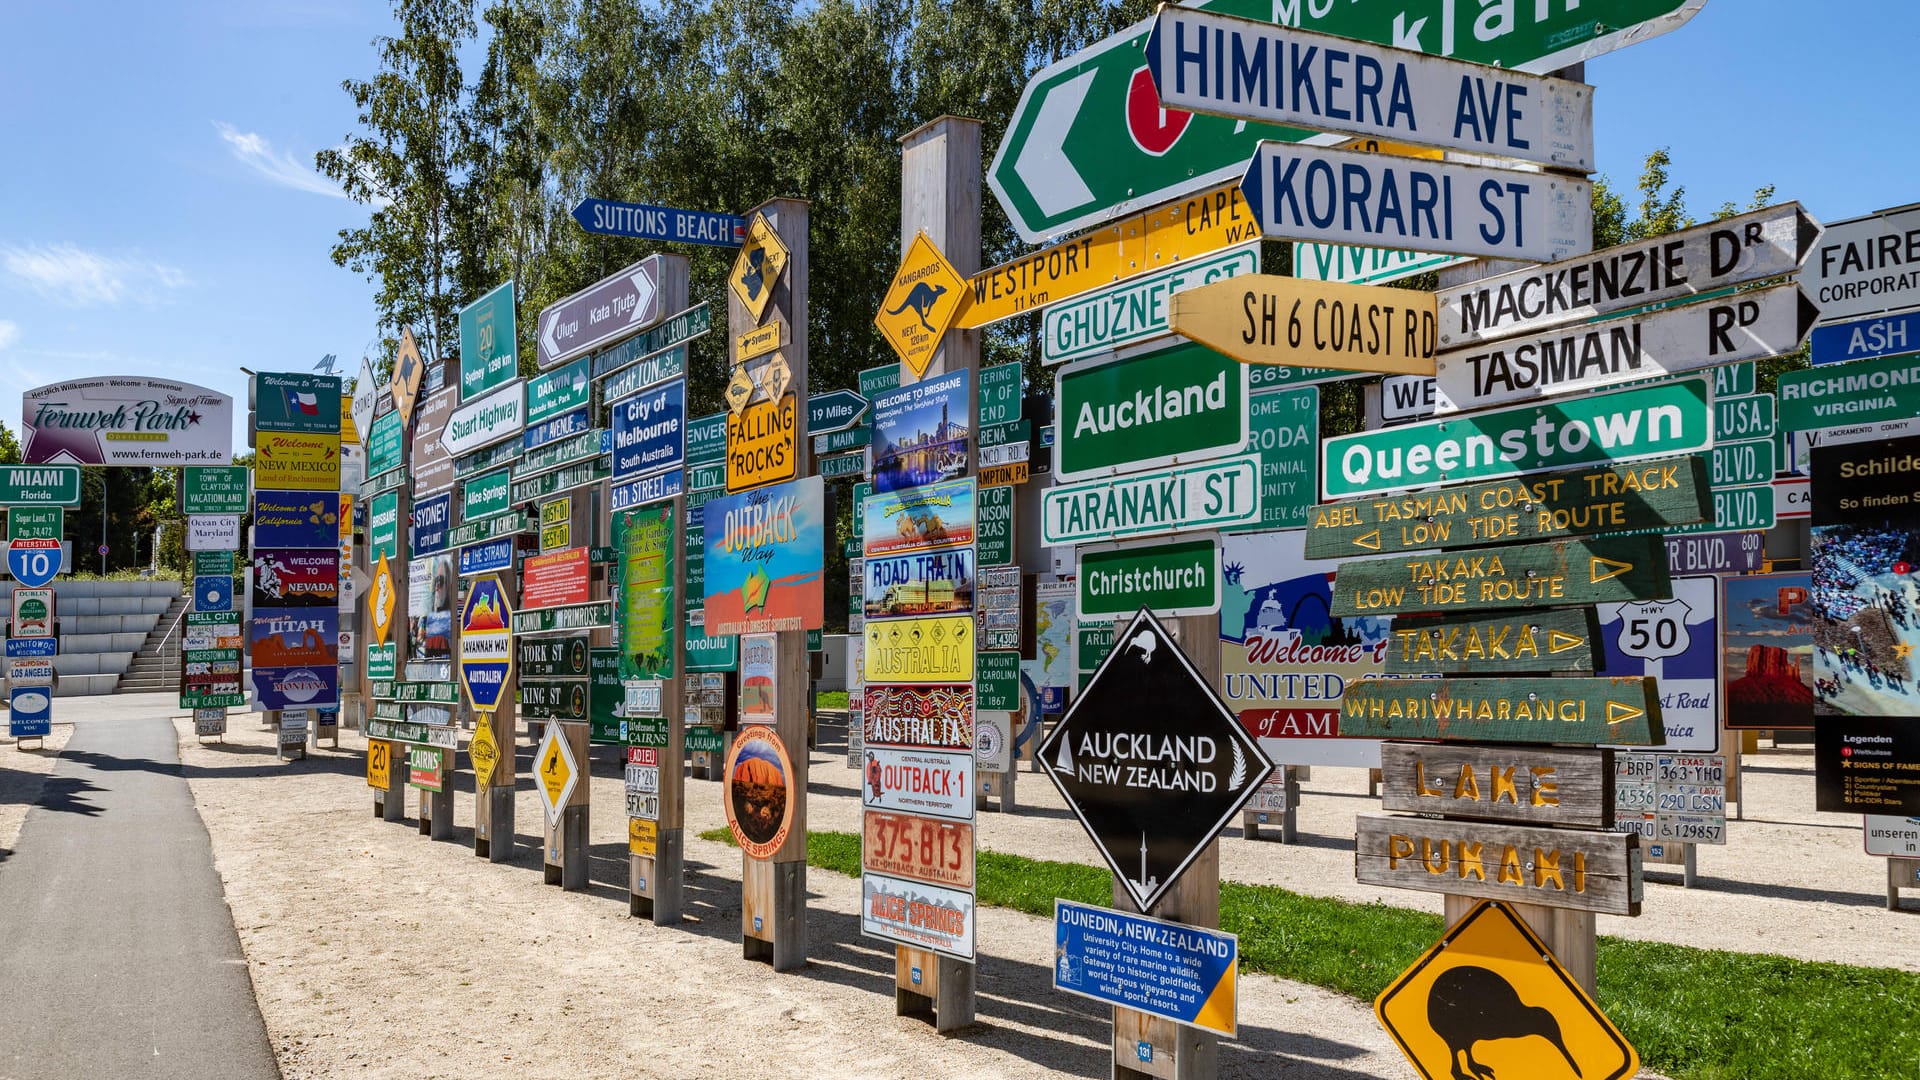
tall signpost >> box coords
[5,468,77,746]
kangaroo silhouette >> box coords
[887,282,948,333]
[1427,966,1581,1080]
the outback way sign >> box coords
[1039,608,1271,913]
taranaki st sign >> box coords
[1040,609,1271,913]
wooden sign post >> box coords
[474,566,519,863]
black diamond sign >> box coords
[1040,608,1272,913]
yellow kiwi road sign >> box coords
[875,231,969,377]
[1170,274,1437,375]
[958,181,1259,330]
[1376,900,1638,1080]
[730,213,789,325]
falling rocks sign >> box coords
[1039,608,1272,913]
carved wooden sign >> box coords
[1384,609,1599,676]
[1340,676,1663,746]
[1330,536,1670,617]
[1378,742,1614,829]
[1356,813,1642,916]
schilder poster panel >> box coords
[1811,437,1920,814]
[1219,529,1388,768]
[701,476,824,636]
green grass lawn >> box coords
[815,690,850,709]
[702,827,1919,1080]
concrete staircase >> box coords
[0,579,183,696]
[115,592,194,694]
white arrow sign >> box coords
[440,379,526,456]
[536,253,665,369]
[1435,284,1819,413]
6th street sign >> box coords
[537,254,664,369]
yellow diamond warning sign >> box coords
[875,231,968,377]
[1376,900,1637,1080]
[469,713,499,786]
[730,213,789,325]
[536,722,577,827]
[371,552,398,647]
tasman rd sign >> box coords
[1054,340,1248,480]
[1043,453,1261,546]
[1039,608,1271,913]
[1322,375,1712,499]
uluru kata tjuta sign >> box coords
[1040,608,1271,913]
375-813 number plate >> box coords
[862,810,973,889]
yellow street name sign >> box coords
[1170,274,1437,374]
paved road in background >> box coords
[0,701,278,1079]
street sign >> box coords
[1146,7,1594,171]
[1043,244,1258,365]
[1305,457,1712,558]
[1779,350,1920,430]
[874,232,968,377]
[440,379,525,456]
[725,391,798,492]
[1804,202,1920,322]
[1435,284,1817,412]
[1042,453,1261,546]
[536,721,579,826]
[511,600,614,635]
[1054,341,1248,480]
[444,509,528,549]
[185,514,242,552]
[590,304,710,381]
[1713,393,1775,442]
[521,678,590,721]
[1385,609,1599,676]
[536,255,664,370]
[961,183,1257,330]
[1340,677,1662,746]
[1224,385,1318,532]
[730,213,789,325]
[1375,900,1639,1080]
[469,713,500,785]
[1330,536,1671,617]
[1711,439,1775,488]
[1358,813,1642,915]
[1324,376,1712,499]
[806,390,868,435]
[1242,143,1591,263]
[1076,536,1219,620]
[525,357,592,424]
[818,453,863,480]
[462,467,512,521]
[1812,311,1920,366]
[459,281,518,400]
[253,371,343,434]
[458,575,514,711]
[570,197,745,247]
[1298,242,1466,288]
[370,553,396,646]
[390,326,424,425]
[0,465,81,506]
[1039,609,1270,912]
[1380,744,1612,829]
[1170,273,1436,373]
[180,466,249,515]
[1438,204,1820,349]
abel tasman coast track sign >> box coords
[23,377,232,466]
[1040,608,1271,913]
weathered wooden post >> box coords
[626,494,689,925]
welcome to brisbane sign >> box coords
[22,376,233,466]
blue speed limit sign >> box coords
[8,540,60,588]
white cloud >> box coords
[215,121,346,199]
[0,244,189,307]
[0,321,16,351]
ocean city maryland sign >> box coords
[874,231,968,377]
[1322,376,1712,499]
[987,0,1701,242]
[1054,339,1249,480]
[1375,900,1638,1080]
[1040,608,1270,913]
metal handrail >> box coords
[156,601,190,672]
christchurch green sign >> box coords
[1054,340,1248,480]
[1076,537,1219,620]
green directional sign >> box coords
[180,466,250,515]
[686,726,725,753]
[1330,536,1671,618]
[859,364,899,401]
[977,483,1015,566]
[977,650,1022,711]
[990,0,1703,242]
[510,460,608,504]
[0,466,81,506]
[1384,609,1599,677]
[459,280,518,402]
[1043,244,1259,364]
[391,680,460,704]
[514,427,602,478]
[1711,439,1775,488]
[1778,352,1920,431]
[687,461,726,492]
[7,506,61,542]
[463,468,513,520]
[445,509,528,549]
[1661,484,1776,536]
[1225,387,1317,533]
[360,465,407,499]
[367,410,404,478]
[815,425,870,455]
[1043,452,1261,546]
[1055,340,1248,480]
[977,362,1024,426]
[1076,537,1219,620]
[525,356,591,424]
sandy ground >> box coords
[0,725,74,855]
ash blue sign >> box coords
[571,198,745,248]
[193,575,233,612]
[524,406,593,451]
[1052,899,1238,1037]
[458,537,515,577]
[409,492,452,556]
[1811,310,1920,366]
[253,491,340,549]
[611,470,683,511]
[6,638,55,658]
[612,379,685,481]
[9,685,51,737]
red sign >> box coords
[1239,708,1341,740]
[626,746,658,766]
[862,810,974,889]
[521,548,590,609]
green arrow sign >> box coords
[525,356,592,424]
[989,0,1701,242]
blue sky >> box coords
[0,0,1910,453]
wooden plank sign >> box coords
[1339,676,1663,746]
[1305,456,1711,558]
[1385,609,1599,676]
[1355,813,1642,915]
[1169,274,1436,374]
[1378,743,1614,829]
[1329,535,1670,617]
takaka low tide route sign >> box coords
[1039,608,1271,913]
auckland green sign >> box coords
[1054,340,1248,481]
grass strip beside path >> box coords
[700,828,1918,1080]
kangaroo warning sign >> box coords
[1039,608,1271,913]
[875,231,967,378]
[1376,900,1638,1080]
